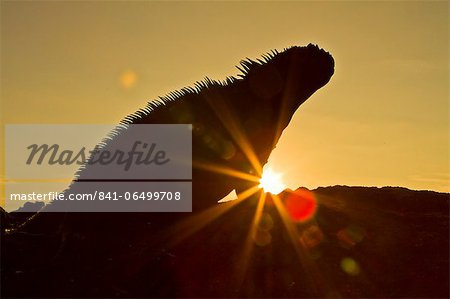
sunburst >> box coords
[258,167,286,194]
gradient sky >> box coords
[1,1,449,200]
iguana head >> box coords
[280,43,334,103]
[246,44,333,102]
[238,44,334,148]
[242,44,334,128]
[230,44,334,177]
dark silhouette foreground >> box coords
[2,186,449,298]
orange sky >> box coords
[1,1,449,199]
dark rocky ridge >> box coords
[2,186,448,298]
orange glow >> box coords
[119,70,137,89]
[284,189,317,222]
[193,161,260,183]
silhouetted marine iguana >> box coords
[3,44,334,297]
[117,43,334,211]
[14,43,334,232]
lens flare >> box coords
[258,167,286,194]
[341,257,360,276]
[120,70,137,89]
[284,188,317,222]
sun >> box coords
[258,167,286,194]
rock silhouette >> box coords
[3,187,448,297]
